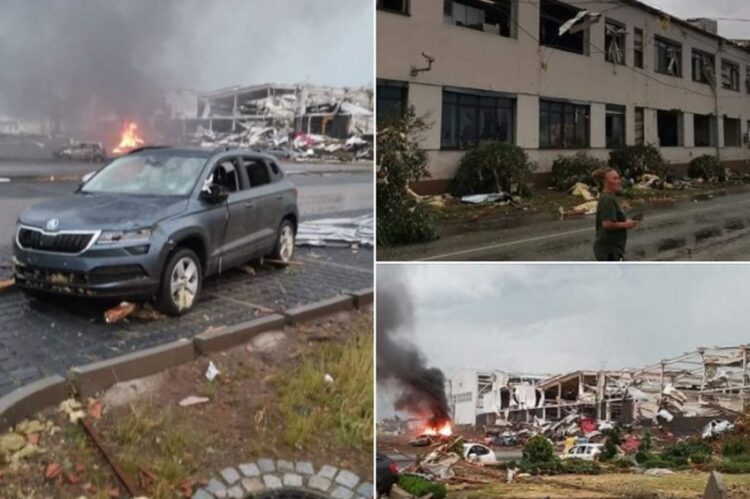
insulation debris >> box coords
[296,214,374,248]
[104,301,137,324]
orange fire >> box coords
[112,121,145,154]
[423,421,453,437]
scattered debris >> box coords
[104,301,137,324]
[324,373,334,384]
[87,399,104,420]
[702,420,734,439]
[178,395,210,407]
[644,468,675,477]
[296,214,373,248]
[0,277,14,294]
[59,399,86,424]
[205,361,221,381]
[460,193,516,205]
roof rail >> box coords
[126,145,171,155]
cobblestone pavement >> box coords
[0,246,372,397]
[193,458,373,499]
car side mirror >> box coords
[201,183,229,204]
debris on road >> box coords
[296,214,374,248]
[205,361,220,381]
[59,398,86,424]
[104,302,137,324]
[460,193,517,205]
[0,277,14,294]
[178,395,210,407]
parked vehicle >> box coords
[376,453,399,497]
[463,443,498,464]
[561,443,604,461]
[14,146,298,315]
[484,431,520,447]
[56,142,107,162]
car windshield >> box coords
[82,153,206,196]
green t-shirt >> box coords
[595,193,627,253]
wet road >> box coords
[378,190,750,261]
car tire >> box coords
[156,248,202,316]
[269,219,295,266]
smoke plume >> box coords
[377,269,450,425]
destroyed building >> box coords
[452,345,750,433]
[377,0,750,194]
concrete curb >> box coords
[0,294,365,430]
[70,338,195,398]
[283,295,355,325]
[194,314,287,355]
[0,375,68,429]
[348,288,373,309]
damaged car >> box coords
[14,146,298,315]
[55,141,108,162]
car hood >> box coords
[19,193,189,231]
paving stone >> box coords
[241,477,265,494]
[331,485,355,499]
[192,490,213,499]
[263,474,283,489]
[295,460,315,475]
[220,467,240,485]
[226,486,244,498]
[239,462,261,477]
[283,472,303,487]
[335,469,360,489]
[277,459,294,472]
[318,464,338,479]
[308,475,332,492]
[206,478,226,496]
[257,458,275,473]
[357,482,374,497]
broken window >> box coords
[377,80,408,124]
[694,114,716,147]
[443,0,513,37]
[213,160,240,192]
[746,67,750,94]
[377,0,409,15]
[691,49,715,85]
[657,110,682,147]
[721,59,740,91]
[654,36,682,77]
[539,99,589,149]
[441,89,515,149]
[243,159,271,188]
[605,105,626,148]
[633,28,644,68]
[634,107,645,145]
[539,0,586,55]
[604,19,626,65]
[724,117,741,147]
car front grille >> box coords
[17,227,95,254]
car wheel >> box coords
[269,219,295,266]
[156,248,202,316]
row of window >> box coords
[452,392,473,403]
[378,0,750,93]
[376,82,748,150]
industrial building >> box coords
[377,0,750,193]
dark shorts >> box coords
[594,245,625,262]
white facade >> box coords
[447,369,508,425]
[377,0,750,193]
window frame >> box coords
[721,59,740,91]
[443,0,515,38]
[657,110,683,147]
[654,36,682,77]
[691,48,715,85]
[539,99,590,150]
[634,107,645,145]
[604,19,626,65]
[241,157,273,188]
[441,88,516,150]
[724,117,742,147]
[539,0,588,56]
[633,27,644,68]
[605,104,626,149]
[693,114,716,148]
[376,79,409,124]
[377,0,410,15]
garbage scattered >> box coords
[296,214,374,248]
[0,277,14,294]
[460,193,516,205]
[87,399,103,420]
[104,301,137,324]
[205,361,221,381]
[702,419,734,439]
[59,398,86,424]
[178,395,210,407]
[324,373,334,384]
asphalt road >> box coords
[378,190,750,261]
[0,165,372,397]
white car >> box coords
[463,443,498,464]
[561,443,604,461]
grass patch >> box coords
[275,321,373,451]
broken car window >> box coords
[82,154,206,196]
[243,159,271,188]
[212,160,240,192]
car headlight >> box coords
[96,228,152,245]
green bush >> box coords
[609,144,667,179]
[641,430,652,452]
[688,154,725,182]
[398,474,447,499]
[449,142,536,197]
[560,458,602,475]
[519,459,562,475]
[376,108,437,246]
[601,428,622,461]
[716,460,750,474]
[662,437,712,463]
[522,435,556,465]
[550,152,606,191]
[722,435,750,459]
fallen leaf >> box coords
[45,462,62,479]
[66,472,80,484]
[26,433,40,446]
[88,400,103,419]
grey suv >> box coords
[13,147,299,315]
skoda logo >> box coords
[46,218,60,231]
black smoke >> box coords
[377,269,450,425]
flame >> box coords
[423,421,453,437]
[112,122,145,154]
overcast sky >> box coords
[640,0,750,39]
